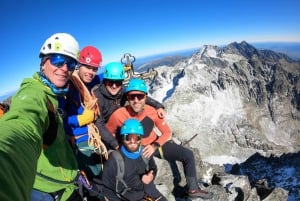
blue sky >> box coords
[1,0,300,99]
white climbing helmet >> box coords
[39,33,79,61]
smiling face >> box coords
[127,91,146,113]
[104,79,123,96]
[78,64,98,84]
[41,56,73,88]
[123,134,141,152]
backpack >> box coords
[110,150,149,199]
[0,102,10,118]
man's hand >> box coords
[141,170,154,184]
[142,144,157,159]
[156,108,165,119]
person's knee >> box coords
[183,147,194,158]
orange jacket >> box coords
[106,105,172,146]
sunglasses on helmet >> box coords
[48,54,77,71]
[127,93,146,101]
[123,134,142,142]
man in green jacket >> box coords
[0,33,81,201]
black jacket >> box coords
[101,150,157,201]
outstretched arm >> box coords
[0,87,47,201]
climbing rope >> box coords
[71,70,108,160]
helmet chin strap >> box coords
[38,72,69,95]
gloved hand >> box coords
[77,109,95,126]
[77,171,92,190]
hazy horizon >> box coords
[1,41,299,102]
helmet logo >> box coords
[54,42,62,51]
[85,57,91,64]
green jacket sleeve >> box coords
[0,79,49,201]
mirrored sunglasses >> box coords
[123,134,142,142]
[128,93,145,101]
[48,54,77,71]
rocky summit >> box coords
[143,41,300,201]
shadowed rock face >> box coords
[145,41,300,200]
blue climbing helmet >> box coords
[125,78,148,94]
[120,118,144,136]
[103,62,125,80]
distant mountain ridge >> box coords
[134,41,300,73]
[146,41,300,200]
[0,90,16,103]
[1,41,299,102]
[252,42,300,60]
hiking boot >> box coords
[188,188,213,199]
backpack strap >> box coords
[110,150,129,198]
[140,146,150,171]
[110,149,150,199]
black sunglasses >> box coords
[127,93,146,101]
[106,80,123,87]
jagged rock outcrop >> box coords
[146,41,300,200]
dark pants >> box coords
[153,140,199,190]
[144,182,167,201]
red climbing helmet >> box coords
[79,46,102,68]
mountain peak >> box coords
[224,41,259,58]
